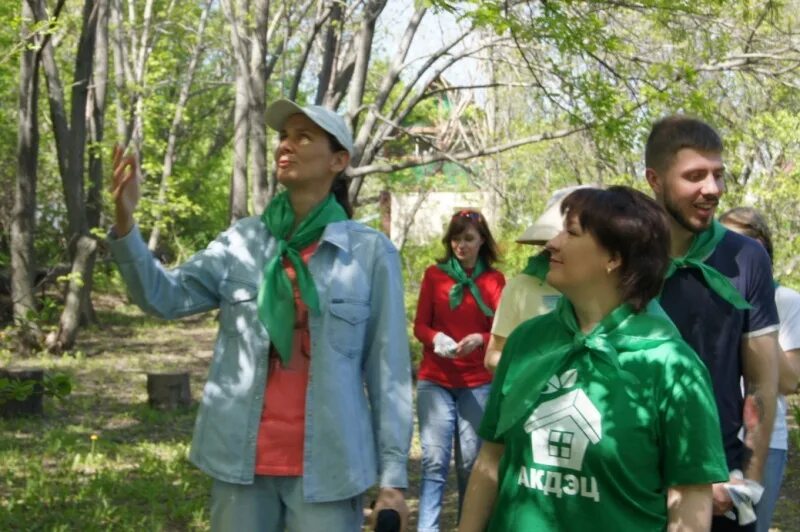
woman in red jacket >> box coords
[414,210,505,532]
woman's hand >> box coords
[110,144,140,237]
[456,333,484,356]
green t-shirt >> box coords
[479,301,728,531]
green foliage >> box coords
[0,377,37,403]
[793,404,800,449]
[3,0,800,374]
[0,426,209,530]
[0,372,73,405]
[400,242,441,365]
[0,2,22,254]
[0,297,215,528]
[25,296,61,324]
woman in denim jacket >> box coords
[109,100,412,531]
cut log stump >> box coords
[146,372,191,410]
[0,368,44,418]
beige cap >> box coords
[265,99,354,156]
[516,185,598,244]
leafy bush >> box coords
[0,372,73,405]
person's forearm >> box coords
[743,387,776,483]
[742,333,780,483]
[484,334,506,371]
[114,213,134,237]
[668,484,712,531]
[458,442,503,532]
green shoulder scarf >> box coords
[257,192,348,364]
[521,251,549,283]
[493,297,678,438]
[437,256,494,317]
[665,219,750,310]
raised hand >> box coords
[110,144,140,236]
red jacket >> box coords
[414,264,505,388]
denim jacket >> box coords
[108,217,412,502]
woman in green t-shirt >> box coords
[459,186,729,532]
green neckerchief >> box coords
[257,192,348,364]
[494,297,678,438]
[521,251,549,283]
[437,256,494,317]
[664,219,750,310]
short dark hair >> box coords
[645,115,723,173]
[561,186,671,312]
[439,210,500,266]
[719,207,773,263]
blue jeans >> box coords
[755,448,787,532]
[210,476,363,531]
[417,380,491,532]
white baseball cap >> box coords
[265,99,354,156]
[516,185,599,244]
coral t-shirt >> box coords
[255,242,317,476]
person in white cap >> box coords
[484,186,590,371]
[107,99,412,531]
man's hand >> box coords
[711,480,736,515]
[111,144,140,237]
[455,333,484,356]
[369,487,408,531]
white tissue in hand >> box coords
[723,469,764,525]
[433,332,458,357]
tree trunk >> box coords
[346,0,388,129]
[148,0,213,250]
[46,236,98,351]
[288,1,332,102]
[34,0,100,350]
[227,0,250,223]
[110,0,128,142]
[347,5,426,204]
[11,0,41,348]
[316,0,343,106]
[87,0,109,230]
[129,0,156,152]
[230,66,250,223]
[82,0,110,327]
[249,0,269,213]
[66,0,99,331]
[146,372,191,410]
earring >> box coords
[607,266,613,274]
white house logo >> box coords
[523,370,601,471]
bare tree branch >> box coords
[349,125,588,178]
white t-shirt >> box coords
[771,285,800,450]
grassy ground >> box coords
[0,294,797,531]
